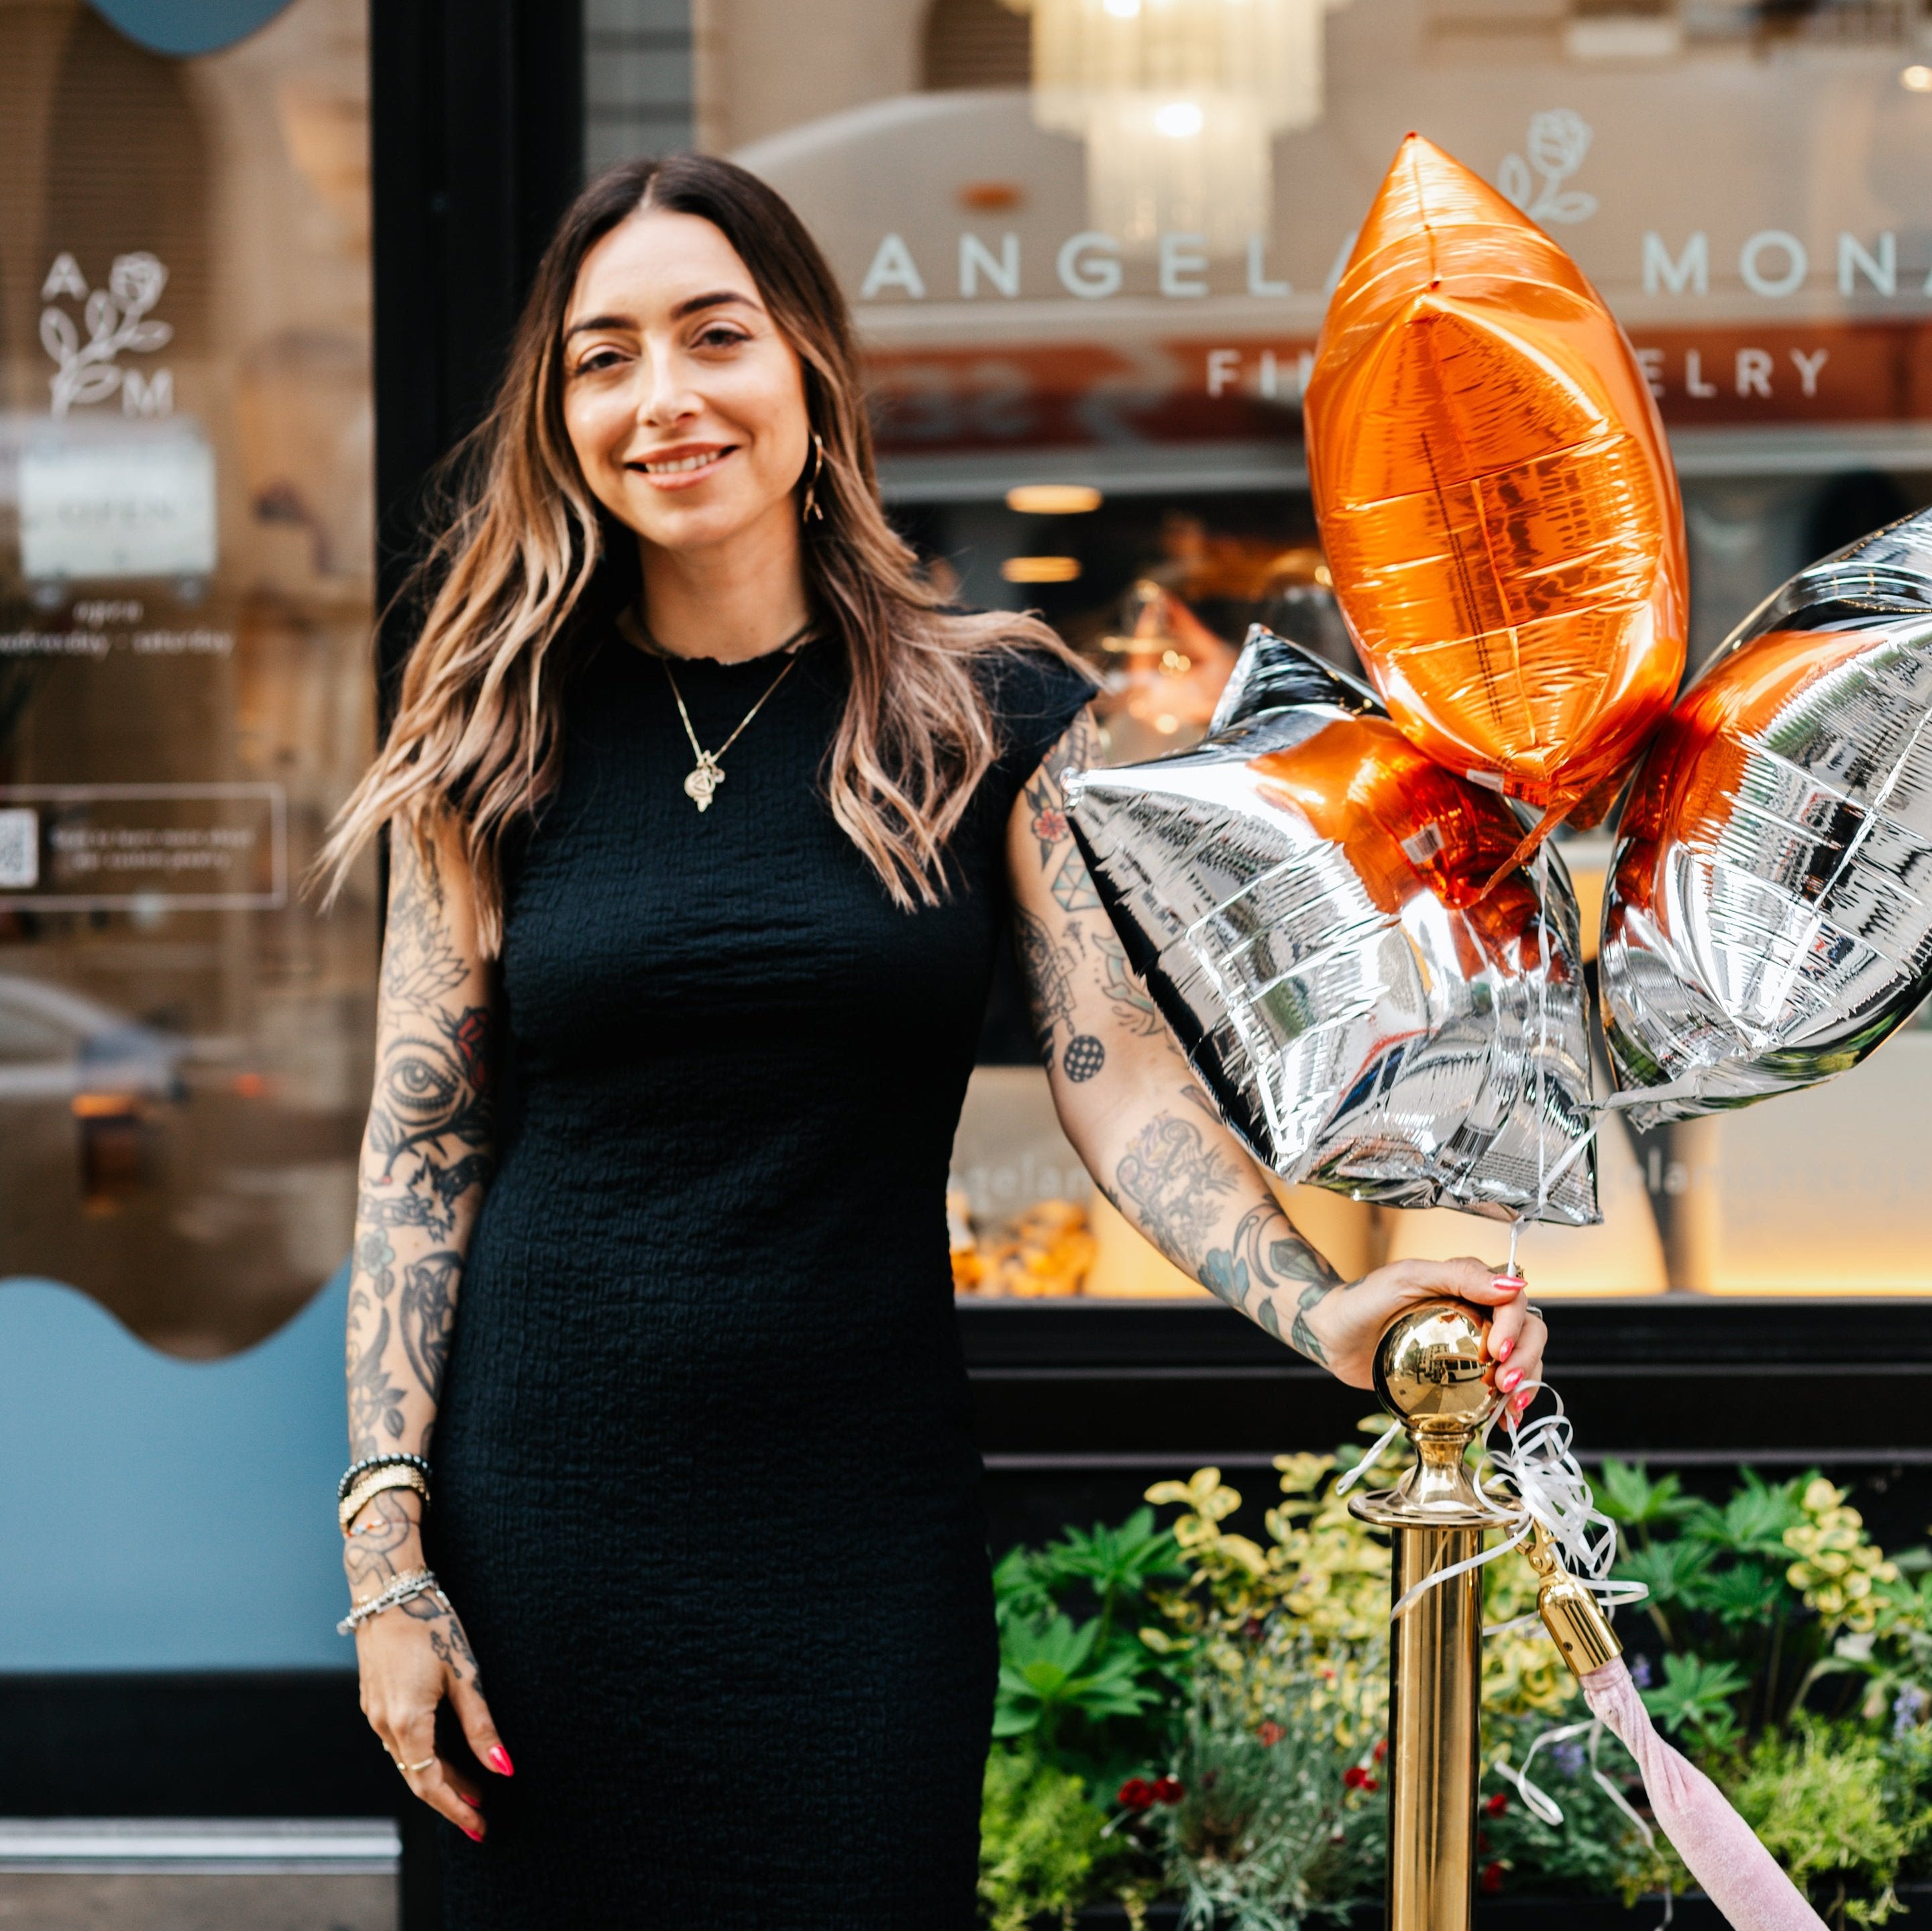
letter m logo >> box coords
[1643,232,1708,296]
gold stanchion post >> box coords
[1348,1303,1507,1931]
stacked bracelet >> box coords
[339,1464,431,1535]
[337,1453,432,1504]
[337,1567,441,1636]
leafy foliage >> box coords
[1642,1653,1748,1751]
[978,1745,1125,1931]
[1139,1626,1383,1931]
[1729,1722,1932,1925]
[981,1445,1932,1930]
[994,1611,1164,1745]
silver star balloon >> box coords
[1603,508,1932,1127]
[1067,628,1599,1224]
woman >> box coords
[322,153,1546,1928]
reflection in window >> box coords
[0,0,374,1357]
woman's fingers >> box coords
[1485,1274,1530,1364]
[1380,1256,1544,1411]
[447,1671,513,1785]
[1502,1303,1548,1419]
[390,1710,485,1839]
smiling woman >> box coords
[311,150,1540,1931]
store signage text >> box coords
[857,229,1932,305]
[0,784,286,913]
[859,231,1332,302]
[1199,341,1833,404]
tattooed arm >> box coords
[1008,708,1546,1399]
[343,820,509,1837]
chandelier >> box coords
[1004,0,1348,256]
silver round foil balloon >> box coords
[1067,628,1599,1224]
[1603,508,1932,1128]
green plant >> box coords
[979,1745,1124,1931]
[1707,1720,1932,1927]
[1479,1712,1654,1900]
[1132,1622,1384,1931]
[991,1506,1183,1787]
[1786,1480,1901,1637]
[1642,1653,1748,1751]
[995,1610,1165,1747]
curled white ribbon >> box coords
[1354,1383,1648,1625]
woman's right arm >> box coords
[343,819,510,1837]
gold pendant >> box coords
[683,756,723,812]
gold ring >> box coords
[398,1755,436,1775]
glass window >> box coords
[0,0,375,1356]
[590,0,1932,1296]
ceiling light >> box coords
[1012,0,1354,255]
[1903,63,1932,89]
[1006,484,1103,514]
[1002,556,1083,584]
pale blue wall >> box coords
[0,1266,351,1669]
[87,1,299,57]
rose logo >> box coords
[38,250,174,417]
[1497,110,1599,226]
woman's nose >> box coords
[637,351,700,429]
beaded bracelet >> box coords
[339,1465,430,1536]
[337,1567,441,1636]
[337,1453,433,1504]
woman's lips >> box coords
[632,445,735,491]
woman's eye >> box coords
[574,347,625,376]
[695,327,749,351]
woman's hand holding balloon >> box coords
[1009,708,1546,1417]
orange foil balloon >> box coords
[1305,133,1687,829]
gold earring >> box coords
[801,431,826,523]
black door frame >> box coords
[370,13,584,1920]
[371,0,585,713]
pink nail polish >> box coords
[488,1746,515,1777]
[1492,1274,1522,1292]
[1499,1366,1522,1392]
[458,1793,482,1810]
[1495,1336,1514,1364]
[462,1825,484,1843]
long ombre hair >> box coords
[320,153,1084,952]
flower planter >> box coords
[1063,1887,1932,1928]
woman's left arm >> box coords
[1007,706,1544,1404]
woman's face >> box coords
[560,207,811,556]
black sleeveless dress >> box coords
[430,626,1091,1928]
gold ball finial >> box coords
[1371,1301,1499,1434]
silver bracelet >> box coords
[337,1566,441,1636]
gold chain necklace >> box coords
[634,614,814,813]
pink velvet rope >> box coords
[1580,1657,1827,1931]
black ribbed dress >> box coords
[430,624,1091,1928]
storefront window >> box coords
[0,0,375,1356]
[591,0,1932,1296]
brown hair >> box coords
[319,152,1085,950]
